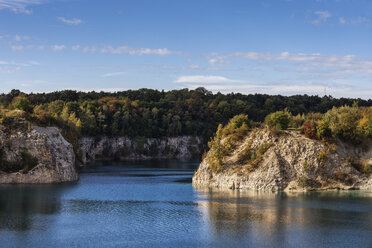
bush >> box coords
[323,105,361,143]
[223,114,251,138]
[297,176,320,188]
[237,141,272,172]
[301,120,318,139]
[303,160,310,172]
[289,114,305,129]
[265,110,291,130]
[360,159,370,176]
[316,119,332,140]
[11,96,32,113]
[256,142,273,157]
[318,149,328,163]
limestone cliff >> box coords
[193,129,372,191]
[79,136,203,164]
[0,125,78,183]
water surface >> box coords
[1,160,372,248]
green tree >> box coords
[265,110,291,130]
[11,96,32,112]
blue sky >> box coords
[0,0,371,98]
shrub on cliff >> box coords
[300,105,371,144]
[265,110,291,130]
[207,124,234,172]
[301,120,318,139]
[222,114,251,140]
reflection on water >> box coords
[194,187,372,247]
[0,161,372,248]
[0,184,75,231]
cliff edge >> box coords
[79,136,203,164]
[0,124,78,183]
[193,129,372,191]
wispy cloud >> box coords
[71,45,96,53]
[0,34,30,42]
[0,60,39,66]
[338,16,372,27]
[68,88,128,93]
[312,10,332,24]
[208,57,230,66]
[57,17,83,25]
[101,45,177,56]
[183,82,368,98]
[0,59,39,74]
[0,66,21,73]
[13,34,29,41]
[207,52,372,74]
[0,0,43,14]
[10,44,35,51]
[8,42,179,56]
[174,75,239,84]
[352,16,372,28]
[101,72,126,77]
[51,45,66,51]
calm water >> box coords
[1,160,372,248]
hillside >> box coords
[193,107,372,191]
[0,123,78,184]
[193,129,372,191]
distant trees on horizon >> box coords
[0,88,371,142]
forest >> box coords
[0,88,371,143]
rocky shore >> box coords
[79,136,203,164]
[193,129,372,191]
[0,125,79,184]
[0,123,204,183]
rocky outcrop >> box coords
[79,136,203,164]
[0,125,78,184]
[193,129,372,191]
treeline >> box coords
[0,88,371,141]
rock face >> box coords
[0,125,78,184]
[193,129,372,191]
[79,136,203,164]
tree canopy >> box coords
[0,88,371,141]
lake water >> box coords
[1,160,372,248]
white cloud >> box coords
[57,17,82,25]
[10,45,24,51]
[10,44,35,51]
[207,52,372,75]
[72,45,81,51]
[0,59,39,74]
[183,83,355,97]
[174,75,239,84]
[101,45,176,56]
[353,16,372,27]
[71,45,96,53]
[339,17,346,24]
[101,72,126,77]
[0,0,42,14]
[0,60,37,66]
[7,42,177,56]
[312,10,332,24]
[0,34,30,42]
[51,45,66,51]
[208,57,230,66]
[0,66,21,73]
[68,88,128,93]
[13,34,29,41]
